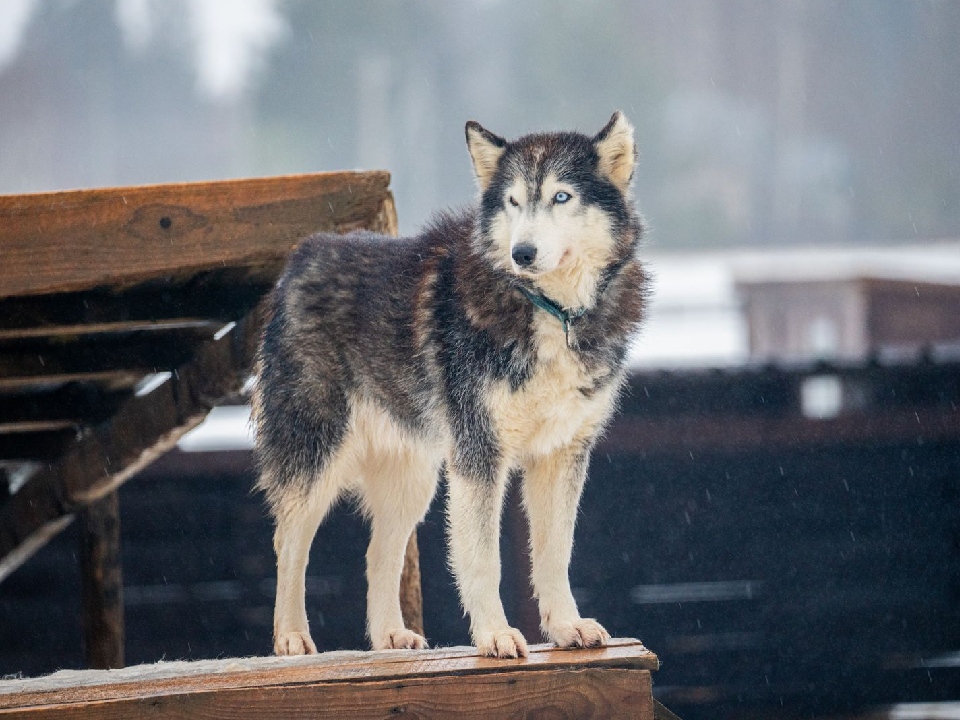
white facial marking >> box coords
[490,172,618,309]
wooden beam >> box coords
[0,315,260,583]
[654,698,684,720]
[0,279,270,340]
[79,491,124,670]
[0,421,78,433]
[0,372,145,393]
[0,172,392,299]
[399,531,423,636]
[0,639,658,719]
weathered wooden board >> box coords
[2,669,652,719]
[654,698,685,720]
[0,640,658,719]
[400,531,424,636]
[78,492,124,670]
[0,172,393,299]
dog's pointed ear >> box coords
[593,111,636,191]
[465,121,507,191]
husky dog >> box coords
[253,112,647,659]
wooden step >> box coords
[0,639,659,719]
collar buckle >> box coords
[519,287,585,348]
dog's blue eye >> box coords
[554,191,571,204]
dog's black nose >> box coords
[512,244,537,268]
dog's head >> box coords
[465,112,638,306]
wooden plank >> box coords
[399,531,423,636]
[0,172,391,299]
[0,421,78,433]
[0,373,144,393]
[0,639,657,712]
[0,668,652,719]
[78,492,124,670]
[0,320,222,342]
[0,279,270,340]
[654,698,684,720]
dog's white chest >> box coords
[488,320,618,459]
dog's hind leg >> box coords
[361,447,439,650]
[270,475,342,656]
[521,445,610,649]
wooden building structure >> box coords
[738,275,960,361]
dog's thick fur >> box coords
[253,112,648,658]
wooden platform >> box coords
[0,639,659,719]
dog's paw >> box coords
[474,627,529,659]
[274,630,317,656]
[547,618,611,649]
[372,628,429,651]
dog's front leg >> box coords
[522,445,611,649]
[446,464,529,658]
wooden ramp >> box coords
[0,639,659,719]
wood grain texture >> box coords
[1,669,652,720]
[0,172,391,299]
[0,640,657,719]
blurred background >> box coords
[1,1,959,718]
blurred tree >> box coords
[0,0,957,247]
